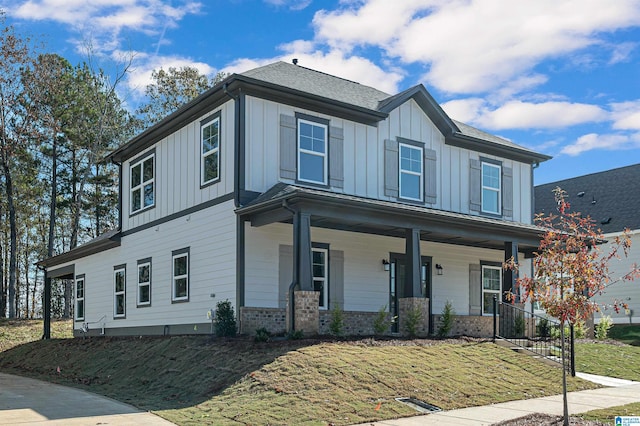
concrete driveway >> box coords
[0,373,174,425]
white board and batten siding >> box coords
[71,199,237,332]
[245,222,519,315]
[122,100,235,232]
[244,96,533,224]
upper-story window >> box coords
[201,113,220,186]
[130,153,154,214]
[481,161,501,215]
[399,143,423,201]
[297,118,328,185]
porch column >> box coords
[405,228,421,297]
[43,276,51,339]
[504,241,519,302]
[293,211,313,291]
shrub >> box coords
[214,300,237,337]
[550,320,586,340]
[254,327,271,343]
[287,329,304,340]
[595,315,613,340]
[536,318,551,338]
[437,300,455,338]
[373,305,390,335]
[404,306,423,338]
[329,304,345,336]
[514,313,525,337]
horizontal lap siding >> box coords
[244,223,511,314]
[73,200,236,331]
[123,101,235,232]
[592,232,640,324]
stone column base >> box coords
[289,290,319,335]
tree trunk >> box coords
[2,160,18,318]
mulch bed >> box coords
[494,413,608,425]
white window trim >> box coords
[172,252,189,302]
[130,154,155,214]
[481,162,501,215]
[114,267,126,318]
[398,142,424,202]
[482,265,502,316]
[75,277,85,321]
[313,247,328,309]
[201,116,220,186]
[297,118,328,185]
[137,261,151,306]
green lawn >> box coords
[575,342,640,381]
[608,324,640,346]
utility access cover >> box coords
[395,397,442,413]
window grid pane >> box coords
[312,248,328,308]
[298,119,327,184]
[130,155,154,214]
[201,118,220,185]
[481,162,501,214]
[173,253,189,301]
[399,143,423,201]
[482,266,501,315]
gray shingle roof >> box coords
[535,163,640,233]
[241,61,391,111]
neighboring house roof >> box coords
[535,163,640,234]
[238,183,545,253]
[108,60,550,165]
[37,229,121,269]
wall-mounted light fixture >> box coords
[382,259,390,271]
[435,264,444,275]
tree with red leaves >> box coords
[505,186,639,426]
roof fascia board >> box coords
[38,234,121,268]
[234,75,387,126]
[378,85,459,137]
[446,133,552,164]
[238,190,542,248]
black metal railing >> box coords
[493,296,574,376]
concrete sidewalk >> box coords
[0,372,174,425]
[356,374,640,425]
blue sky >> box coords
[3,0,640,185]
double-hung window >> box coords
[482,265,501,315]
[201,114,220,186]
[137,259,151,307]
[172,248,189,302]
[298,118,327,185]
[312,247,328,309]
[114,266,126,318]
[481,161,501,215]
[399,143,423,201]
[130,153,154,214]
[75,276,85,321]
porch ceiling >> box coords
[237,184,544,255]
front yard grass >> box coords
[0,334,598,426]
[575,341,640,381]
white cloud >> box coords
[11,0,202,55]
[610,101,640,130]
[442,98,608,130]
[560,132,640,156]
[312,0,640,94]
[264,0,312,11]
[223,50,404,94]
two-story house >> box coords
[536,164,640,325]
[39,61,550,337]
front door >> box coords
[389,254,432,333]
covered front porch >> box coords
[237,184,543,337]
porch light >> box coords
[435,264,444,275]
[382,259,390,271]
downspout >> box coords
[531,161,540,223]
[224,82,247,327]
[282,200,299,332]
